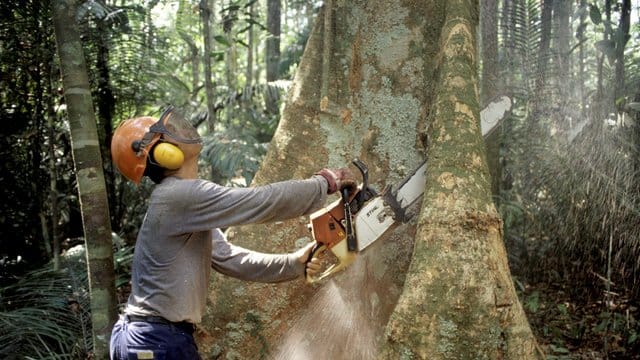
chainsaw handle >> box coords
[304,242,324,283]
[352,158,368,189]
[305,238,357,283]
[351,158,371,208]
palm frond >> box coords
[202,135,268,186]
[0,240,135,359]
[0,265,90,359]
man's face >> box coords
[177,141,203,160]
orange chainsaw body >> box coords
[309,188,362,248]
[309,197,347,249]
[306,190,361,283]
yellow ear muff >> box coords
[153,142,184,170]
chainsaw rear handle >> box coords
[305,237,357,283]
[305,188,357,283]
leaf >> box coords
[557,303,568,316]
[221,4,241,12]
[244,0,259,9]
[550,344,570,354]
[589,3,602,25]
[211,51,225,61]
[214,35,231,47]
[524,291,540,313]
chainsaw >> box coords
[305,158,427,283]
[304,96,511,283]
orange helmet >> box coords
[111,107,201,184]
[111,116,159,184]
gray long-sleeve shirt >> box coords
[124,175,328,324]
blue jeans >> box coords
[110,316,200,360]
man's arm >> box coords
[210,229,305,282]
[183,176,329,232]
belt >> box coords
[125,314,195,334]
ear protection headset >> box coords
[152,142,184,170]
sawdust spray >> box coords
[273,225,415,360]
[273,259,379,360]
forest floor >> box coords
[521,281,639,359]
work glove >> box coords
[315,167,357,194]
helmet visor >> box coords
[151,106,202,144]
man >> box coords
[109,106,356,359]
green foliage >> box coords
[524,290,541,313]
[496,1,640,356]
[0,0,84,281]
[0,263,91,358]
[0,236,134,359]
[496,0,640,293]
[203,136,266,186]
[201,82,286,185]
[589,3,602,25]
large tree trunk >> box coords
[51,0,117,357]
[199,1,539,359]
[379,0,539,358]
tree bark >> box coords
[265,0,281,114]
[577,0,587,117]
[480,0,501,198]
[553,0,571,117]
[51,0,117,357]
[245,1,255,87]
[200,0,216,127]
[595,0,612,120]
[199,1,539,359]
[614,0,631,111]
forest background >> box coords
[1,0,639,359]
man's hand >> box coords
[296,242,322,276]
[316,167,358,194]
